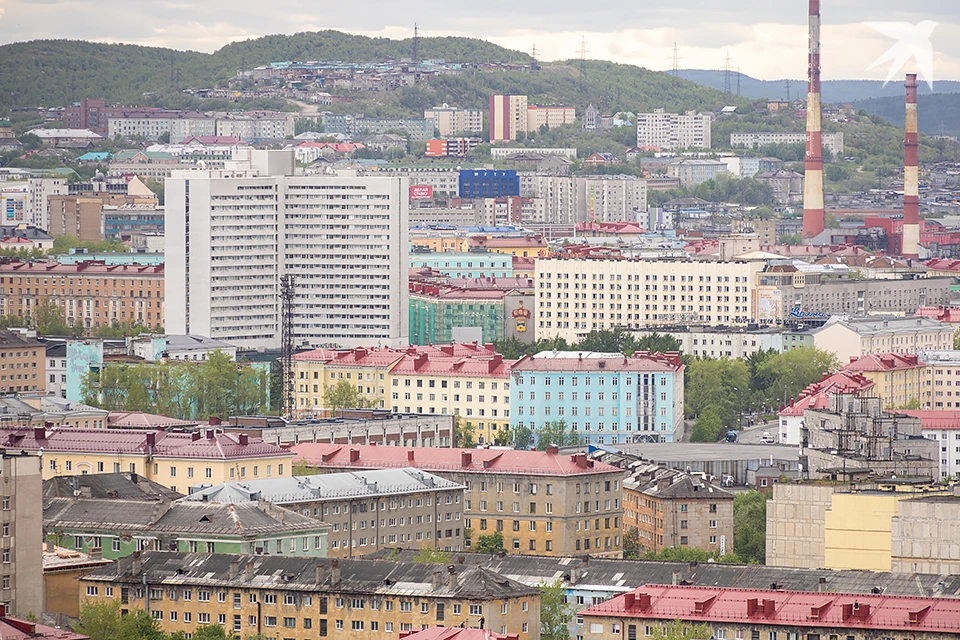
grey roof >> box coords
[624,468,735,500]
[43,498,326,537]
[812,315,952,337]
[364,549,960,599]
[43,472,183,500]
[164,334,236,352]
[83,551,539,599]
[596,442,800,464]
[181,468,464,505]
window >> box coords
[351,621,364,631]
[86,586,98,596]
[283,618,296,628]
[469,605,483,615]
[264,617,277,628]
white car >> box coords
[759,432,775,444]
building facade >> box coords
[424,105,483,136]
[636,110,712,150]
[0,448,42,617]
[165,150,409,351]
[489,96,528,143]
[839,352,929,409]
[811,316,954,363]
[575,176,647,223]
[510,351,685,444]
[183,468,465,557]
[0,330,44,394]
[526,105,576,131]
[289,444,626,558]
[535,258,763,343]
[731,131,844,156]
[48,192,159,242]
[667,159,728,188]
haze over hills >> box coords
[0,32,748,115]
[676,69,960,103]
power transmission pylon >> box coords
[671,43,681,78]
[412,23,421,64]
[723,52,734,95]
[578,36,589,92]
[280,274,296,419]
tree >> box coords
[755,347,838,410]
[292,459,316,476]
[324,379,362,417]
[413,545,452,563]
[474,530,506,553]
[535,419,584,450]
[623,526,641,559]
[511,424,535,450]
[634,332,682,353]
[539,580,574,640]
[690,406,725,442]
[32,297,71,335]
[144,178,165,205]
[734,490,768,564]
[171,627,235,640]
[75,600,164,640]
[650,619,714,640]
[453,415,477,448]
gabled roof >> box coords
[511,351,684,374]
[107,411,201,429]
[841,352,926,373]
[780,370,875,417]
[43,472,183,501]
[579,584,960,633]
[0,613,88,640]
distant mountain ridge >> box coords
[676,69,960,103]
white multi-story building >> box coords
[424,104,483,136]
[520,175,577,225]
[535,258,763,343]
[165,150,409,351]
[636,109,712,150]
[575,175,647,222]
[169,116,218,143]
[730,131,844,157]
[26,177,68,229]
[107,114,173,140]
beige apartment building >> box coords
[1,448,43,617]
[424,105,483,136]
[0,330,44,394]
[535,258,763,343]
[811,316,954,364]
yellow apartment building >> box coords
[410,236,470,253]
[80,553,540,640]
[840,352,929,409]
[389,352,514,445]
[1,426,292,492]
[469,236,549,258]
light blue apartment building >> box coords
[509,351,685,444]
[409,251,513,278]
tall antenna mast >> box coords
[671,43,680,78]
[723,52,733,94]
[578,36,589,92]
[412,23,421,64]
[280,274,297,419]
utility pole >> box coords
[785,79,791,102]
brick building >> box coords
[0,330,44,393]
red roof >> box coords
[575,221,646,234]
[0,260,163,276]
[107,411,201,429]
[180,136,244,145]
[290,444,624,477]
[400,629,516,640]
[915,306,960,323]
[512,351,684,373]
[468,236,547,249]
[294,343,501,364]
[580,584,960,632]
[924,258,960,273]
[779,371,875,417]
[0,609,88,640]
[0,427,289,460]
[897,410,960,430]
[842,352,926,372]
[390,353,515,378]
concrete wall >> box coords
[891,497,960,574]
[765,482,840,568]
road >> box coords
[734,418,780,444]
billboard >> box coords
[410,185,433,200]
[755,288,782,322]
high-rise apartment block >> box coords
[0,448,42,617]
[489,95,528,143]
[526,104,576,131]
[636,109,712,150]
[575,176,647,222]
[424,104,483,136]
[165,150,409,351]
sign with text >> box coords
[409,185,433,200]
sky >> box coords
[0,0,957,81]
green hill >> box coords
[0,31,748,115]
[854,93,960,137]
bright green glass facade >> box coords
[409,297,505,345]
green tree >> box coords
[623,526,641,559]
[540,580,574,640]
[535,419,584,450]
[292,459,316,476]
[475,530,506,553]
[650,619,714,640]
[75,600,164,640]
[755,347,838,410]
[413,545,453,563]
[32,297,71,335]
[690,406,725,442]
[634,332,682,353]
[144,178,165,205]
[324,379,362,417]
[733,490,769,564]
[511,424,535,450]
[453,415,477,448]
[171,627,235,640]
[51,235,129,254]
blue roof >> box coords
[77,152,112,161]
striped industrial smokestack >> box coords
[802,0,826,240]
[902,73,920,259]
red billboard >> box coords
[410,185,433,200]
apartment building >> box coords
[636,109,712,150]
[897,409,960,478]
[535,257,763,343]
[918,350,960,410]
[45,498,329,560]
[48,191,159,242]
[776,370,875,445]
[183,468,465,557]
[510,351,684,444]
[0,448,43,617]
[215,113,294,142]
[891,495,960,573]
[667,159,728,188]
[811,316,953,363]
[0,261,164,331]
[389,353,515,445]
[165,150,409,351]
[106,110,177,140]
[368,166,463,197]
[424,105,483,136]
[0,330,44,394]
[641,325,812,359]
[289,444,626,558]
[409,252,514,278]
[840,352,928,408]
[623,466,735,554]
[25,177,68,229]
[731,131,844,156]
[519,175,576,224]
[80,553,540,640]
[169,116,218,144]
[575,176,647,223]
[489,96,528,143]
[526,105,576,131]
[0,426,293,491]
[579,585,960,640]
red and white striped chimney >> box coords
[902,73,920,259]
[802,0,825,240]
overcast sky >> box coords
[0,0,957,81]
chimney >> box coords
[33,427,45,441]
[192,432,201,441]
[407,450,415,462]
[244,560,255,581]
[206,429,215,439]
[447,564,457,589]
[432,571,442,590]
[331,560,341,586]
[672,570,681,586]
[145,432,156,448]
[0,603,6,618]
[349,449,360,463]
[209,416,221,426]
[571,453,587,468]
[624,593,636,610]
[90,547,102,559]
[546,444,559,455]
[229,560,240,580]
[461,451,472,467]
[902,73,920,259]
[316,564,326,584]
[238,433,249,446]
[131,551,142,576]
[802,0,825,240]
[44,540,54,553]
